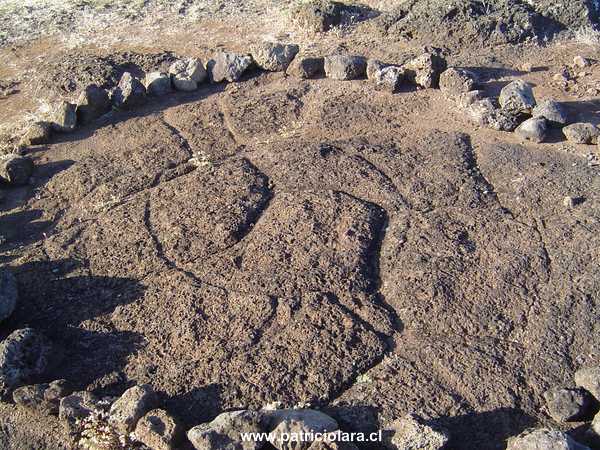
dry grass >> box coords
[572,25,600,46]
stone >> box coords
[532,99,569,126]
[0,328,52,397]
[516,117,548,143]
[252,42,300,72]
[592,412,600,437]
[59,391,98,427]
[112,72,147,110]
[293,0,345,32]
[366,59,386,80]
[575,366,600,401]
[574,56,590,68]
[265,409,339,450]
[499,79,536,114]
[50,101,77,132]
[0,154,34,186]
[145,72,172,96]
[187,410,265,450]
[506,428,590,450]
[20,121,51,146]
[386,414,449,450]
[135,409,182,450]
[286,56,324,79]
[76,84,111,125]
[373,66,405,93]
[543,387,594,422]
[210,52,254,83]
[109,384,155,433]
[439,67,478,97]
[324,55,367,80]
[563,123,600,144]
[403,51,447,88]
[13,383,57,415]
[169,58,207,92]
[456,90,486,108]
[0,268,17,322]
[466,98,522,131]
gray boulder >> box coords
[187,410,265,450]
[265,409,339,450]
[13,383,57,415]
[499,79,536,114]
[286,56,324,79]
[59,391,99,428]
[324,55,367,80]
[456,90,486,108]
[76,84,111,125]
[532,99,569,126]
[51,101,77,132]
[252,42,300,72]
[145,72,172,96]
[385,414,449,450]
[20,121,51,146]
[507,428,590,450]
[403,51,447,88]
[169,58,207,92]
[112,72,147,110]
[562,123,600,144]
[439,67,478,97]
[109,384,155,433]
[366,59,386,80]
[135,408,182,450]
[293,0,345,32]
[211,52,253,82]
[543,387,594,422]
[575,366,600,400]
[0,328,52,397]
[0,154,34,186]
[516,117,548,143]
[467,98,522,131]
[44,379,73,403]
[0,269,17,323]
[592,411,600,437]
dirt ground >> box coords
[1,1,600,449]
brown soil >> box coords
[1,9,600,450]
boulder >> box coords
[13,383,58,415]
[324,55,367,80]
[466,98,522,131]
[373,66,405,93]
[0,328,52,397]
[532,99,569,126]
[50,101,77,132]
[187,410,265,450]
[44,379,73,403]
[516,117,548,143]
[0,268,17,322]
[135,409,182,450]
[20,121,51,146]
[0,154,34,186]
[592,412,600,437]
[286,56,325,79]
[265,409,339,450]
[439,67,478,97]
[385,414,449,450]
[499,79,536,114]
[562,123,600,144]
[293,0,345,32]
[506,428,590,450]
[366,59,386,80]
[252,42,300,72]
[59,391,99,427]
[169,58,207,91]
[76,84,111,125]
[109,384,155,433]
[210,52,254,82]
[543,387,594,422]
[112,72,147,109]
[403,51,447,88]
[145,72,172,96]
[575,366,600,400]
